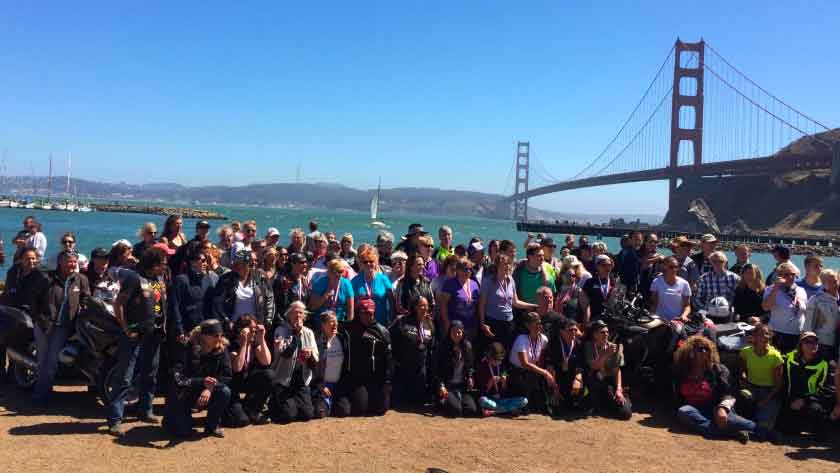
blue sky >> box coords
[1,2,837,214]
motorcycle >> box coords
[600,285,671,390]
[0,297,125,403]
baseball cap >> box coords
[266,227,280,238]
[90,247,109,259]
[799,331,818,343]
[467,241,484,256]
[595,254,612,265]
[196,220,211,229]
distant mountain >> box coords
[1,176,662,223]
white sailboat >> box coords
[370,178,387,228]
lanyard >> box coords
[329,283,339,308]
[599,277,610,300]
[559,338,575,365]
[500,277,512,307]
[528,335,541,363]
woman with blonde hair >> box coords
[309,258,354,326]
[733,263,766,322]
[133,222,157,258]
[351,246,395,326]
[164,319,232,438]
[674,335,762,443]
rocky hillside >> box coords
[662,128,840,235]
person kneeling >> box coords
[164,319,232,438]
[546,318,586,412]
[508,312,554,414]
[270,301,319,423]
[777,331,832,439]
[343,299,394,416]
[584,320,632,420]
[674,335,760,443]
[477,342,527,416]
[434,320,478,417]
[312,311,352,418]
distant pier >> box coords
[91,203,226,220]
[516,221,838,248]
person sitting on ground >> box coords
[673,334,761,443]
[476,342,528,417]
[648,256,692,322]
[434,320,477,418]
[343,299,393,416]
[390,296,435,407]
[804,269,840,361]
[508,312,554,414]
[164,319,232,438]
[762,261,807,354]
[796,254,824,300]
[546,318,586,412]
[312,311,351,418]
[733,263,766,323]
[227,315,275,427]
[270,301,319,423]
[777,331,831,438]
[738,323,783,435]
[584,320,632,420]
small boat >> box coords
[370,178,387,228]
[24,201,36,209]
[64,202,77,212]
[39,202,52,210]
[0,198,10,207]
[78,204,93,213]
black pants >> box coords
[441,384,477,418]
[773,333,800,355]
[227,369,277,427]
[484,318,516,353]
[393,362,429,406]
[777,397,830,435]
[271,384,314,423]
[509,367,550,413]
[587,374,632,420]
[163,384,232,437]
[312,383,352,419]
[347,381,390,417]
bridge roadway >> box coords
[516,221,838,247]
[504,153,832,202]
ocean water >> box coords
[0,205,835,279]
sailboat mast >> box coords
[48,154,53,201]
[66,152,71,195]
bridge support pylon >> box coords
[668,39,705,212]
[512,141,530,221]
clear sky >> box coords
[1,2,838,215]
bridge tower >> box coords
[512,141,530,221]
[668,39,705,210]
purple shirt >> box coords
[424,258,439,281]
[443,277,480,340]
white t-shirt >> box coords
[323,337,344,384]
[509,333,549,369]
[764,285,808,335]
[650,276,692,321]
[232,281,256,321]
[27,232,48,260]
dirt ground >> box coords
[0,385,837,473]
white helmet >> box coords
[707,296,730,319]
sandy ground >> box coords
[0,385,837,473]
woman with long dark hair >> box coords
[434,320,477,417]
[162,215,187,250]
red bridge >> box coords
[502,39,838,220]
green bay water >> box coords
[0,206,835,279]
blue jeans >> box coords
[33,324,72,402]
[745,384,780,430]
[677,404,757,438]
[107,332,161,426]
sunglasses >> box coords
[801,339,818,346]
[62,240,75,245]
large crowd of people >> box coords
[0,214,839,444]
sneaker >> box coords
[738,389,753,401]
[108,423,125,438]
[481,409,494,418]
[137,412,160,424]
[205,427,225,438]
[736,430,750,445]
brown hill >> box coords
[662,128,840,235]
